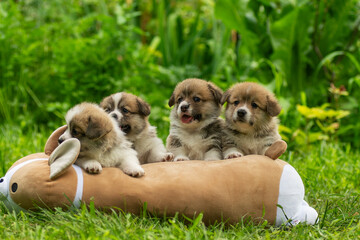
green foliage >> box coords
[280,86,352,149]
[0,124,50,176]
[214,0,360,147]
[1,0,360,147]
[283,104,350,147]
[297,104,349,121]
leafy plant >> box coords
[1,0,360,147]
[292,104,349,146]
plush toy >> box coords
[0,126,318,226]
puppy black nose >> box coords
[181,104,189,112]
[237,109,247,118]
[110,113,118,120]
[58,138,64,144]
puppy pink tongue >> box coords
[181,115,193,124]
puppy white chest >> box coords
[178,130,208,160]
[235,137,262,155]
[233,134,279,155]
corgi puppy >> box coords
[58,102,144,177]
[166,78,224,161]
[100,92,174,164]
[221,82,282,159]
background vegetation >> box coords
[0,0,359,238]
[1,0,360,147]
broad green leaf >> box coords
[269,6,313,93]
[214,0,259,54]
[297,105,350,120]
[315,51,360,77]
[309,132,329,142]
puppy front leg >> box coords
[75,158,102,174]
[119,148,145,177]
[222,135,243,159]
[223,147,243,159]
[166,135,189,161]
[150,150,174,163]
[161,152,175,162]
[169,146,189,162]
[148,138,174,163]
[204,147,222,161]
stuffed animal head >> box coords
[0,129,81,211]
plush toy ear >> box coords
[85,116,112,140]
[45,125,68,155]
[48,138,80,180]
[266,95,281,117]
[137,98,151,116]
[168,92,176,107]
[220,90,231,105]
[265,140,287,160]
[208,83,223,105]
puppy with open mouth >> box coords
[100,92,174,164]
[166,78,224,161]
[58,102,144,177]
[221,82,283,159]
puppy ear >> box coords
[220,90,231,105]
[137,98,151,116]
[266,95,281,116]
[208,83,223,105]
[85,116,112,140]
[168,92,176,107]
[99,98,107,109]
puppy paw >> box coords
[123,166,145,177]
[174,156,190,162]
[84,160,102,174]
[162,152,174,162]
[225,152,243,159]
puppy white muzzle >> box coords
[234,106,251,123]
[178,101,190,114]
[109,110,123,121]
[177,101,197,124]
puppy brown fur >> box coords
[58,102,144,177]
[166,78,224,161]
[221,82,283,158]
[100,92,173,164]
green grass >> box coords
[0,125,359,239]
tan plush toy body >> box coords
[0,126,318,226]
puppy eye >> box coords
[234,101,240,106]
[122,107,129,113]
[72,129,77,135]
[104,108,111,113]
[72,128,82,137]
[193,97,201,102]
[251,102,258,109]
[177,97,183,103]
